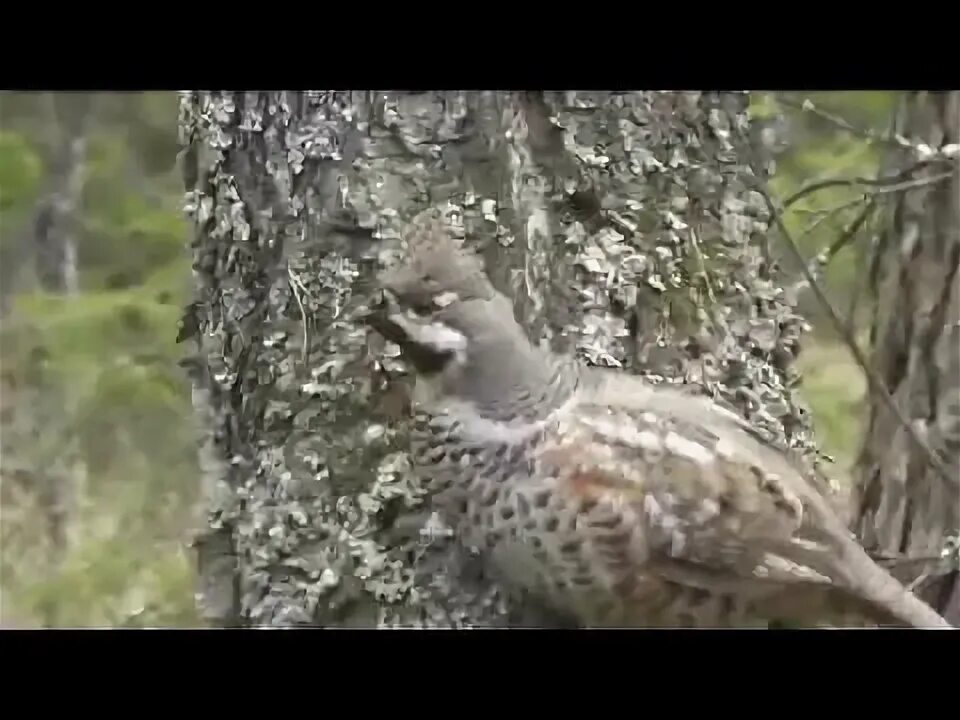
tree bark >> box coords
[179,91,531,627]
[180,91,818,627]
[854,91,960,624]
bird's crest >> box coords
[378,209,495,304]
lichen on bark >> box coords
[503,92,818,465]
[179,90,823,627]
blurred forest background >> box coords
[0,91,922,627]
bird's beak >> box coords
[363,289,410,346]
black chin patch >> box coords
[402,341,455,375]
[364,304,455,375]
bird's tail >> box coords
[829,533,952,628]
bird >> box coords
[365,211,952,629]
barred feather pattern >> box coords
[411,373,949,628]
[377,214,951,629]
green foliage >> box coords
[81,130,188,289]
[125,92,181,176]
[749,91,897,483]
[0,130,43,211]
[2,478,201,628]
[796,340,867,476]
[0,130,44,260]
[0,246,198,625]
[752,93,898,325]
[749,92,780,121]
[0,91,199,628]
[8,285,189,458]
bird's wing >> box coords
[536,385,951,628]
[540,399,812,577]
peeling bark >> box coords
[180,91,818,627]
[854,91,960,621]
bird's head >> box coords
[367,212,521,379]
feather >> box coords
[370,215,953,629]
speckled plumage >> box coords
[369,212,951,629]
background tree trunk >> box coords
[180,91,820,627]
[33,93,91,295]
[854,91,960,625]
[0,92,93,625]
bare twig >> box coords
[784,167,953,209]
[869,172,955,195]
[288,269,311,362]
[687,227,718,308]
[872,552,953,566]
[820,199,875,263]
[832,202,877,335]
[795,197,866,240]
[907,569,933,593]
[754,184,957,490]
[790,199,875,299]
[779,95,902,146]
[780,95,959,161]
[811,199,873,264]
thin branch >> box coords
[907,568,933,593]
[688,226,718,308]
[834,203,878,336]
[871,552,953,566]
[820,201,871,265]
[784,167,954,209]
[795,197,866,240]
[779,95,895,143]
[779,95,959,162]
[787,198,873,300]
[819,199,875,263]
[753,183,957,490]
[867,172,955,195]
[288,269,311,362]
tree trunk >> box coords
[179,91,817,627]
[179,91,540,627]
[854,91,960,625]
[0,93,93,625]
[33,93,91,296]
